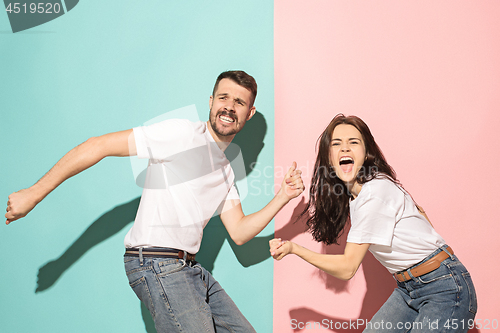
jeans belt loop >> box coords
[406,268,417,282]
[442,246,453,260]
[139,247,143,266]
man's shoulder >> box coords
[164,119,206,134]
[143,119,205,136]
[154,118,200,127]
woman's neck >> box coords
[347,181,362,199]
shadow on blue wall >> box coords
[34,112,275,332]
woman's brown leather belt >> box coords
[394,247,454,282]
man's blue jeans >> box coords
[124,255,256,333]
[364,246,477,333]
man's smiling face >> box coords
[208,78,256,140]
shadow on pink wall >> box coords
[276,199,480,333]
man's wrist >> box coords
[275,190,291,206]
[30,183,50,203]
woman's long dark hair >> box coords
[303,114,398,245]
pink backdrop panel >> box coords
[274,1,500,332]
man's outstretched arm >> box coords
[220,162,304,245]
[5,129,136,224]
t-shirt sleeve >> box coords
[215,183,241,215]
[226,183,240,201]
[133,119,193,160]
[347,181,404,246]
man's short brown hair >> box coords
[212,70,257,107]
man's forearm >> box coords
[31,137,107,201]
[16,130,133,202]
[230,193,290,245]
[5,131,134,224]
[220,161,304,245]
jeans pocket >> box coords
[157,259,185,276]
[417,264,453,283]
[124,256,136,263]
[415,265,458,297]
[462,271,478,315]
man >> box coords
[5,70,304,332]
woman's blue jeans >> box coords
[364,246,477,333]
[124,255,256,333]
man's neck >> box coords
[206,121,234,151]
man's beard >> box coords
[209,110,243,137]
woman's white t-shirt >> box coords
[346,177,446,274]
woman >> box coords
[270,114,477,332]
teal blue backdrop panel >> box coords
[0,1,274,332]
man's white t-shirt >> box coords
[123,119,239,254]
[347,177,446,274]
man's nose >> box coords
[223,100,235,111]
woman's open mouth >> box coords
[339,156,354,173]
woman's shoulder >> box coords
[362,176,404,198]
[351,176,406,213]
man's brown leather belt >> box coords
[125,247,196,261]
[394,247,454,282]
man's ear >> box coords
[209,96,213,109]
[246,106,256,121]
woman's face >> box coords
[329,124,367,185]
